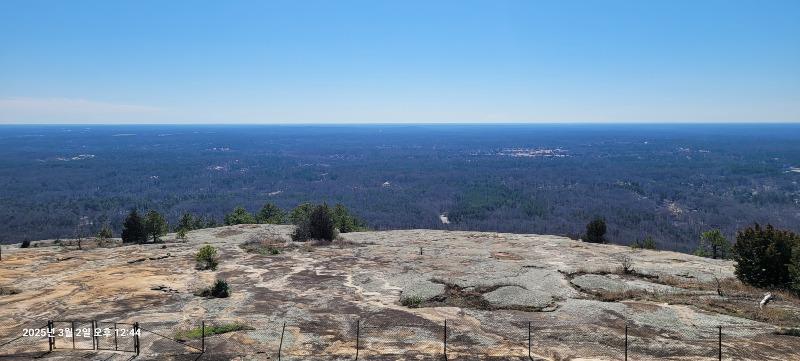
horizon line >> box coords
[2,121,800,126]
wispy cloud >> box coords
[0,97,162,115]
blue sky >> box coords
[0,1,798,124]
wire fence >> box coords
[1,317,799,360]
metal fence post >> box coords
[528,321,533,360]
[201,321,205,352]
[91,320,96,350]
[47,320,53,352]
[113,323,118,351]
[443,319,448,361]
[718,325,722,361]
[71,321,76,350]
[278,322,286,361]
[624,323,628,361]
[355,319,360,360]
[133,322,140,356]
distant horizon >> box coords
[2,121,800,126]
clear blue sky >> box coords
[1,0,798,124]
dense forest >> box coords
[1,124,799,253]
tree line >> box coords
[117,202,366,244]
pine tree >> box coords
[695,229,731,259]
[144,210,169,242]
[332,203,365,233]
[309,203,335,241]
[289,203,314,225]
[291,203,336,241]
[256,203,286,224]
[224,207,256,225]
[176,213,196,232]
[121,209,147,244]
[584,218,607,243]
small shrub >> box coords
[210,279,230,298]
[400,296,424,308]
[176,228,187,240]
[20,240,31,248]
[618,255,634,274]
[195,279,230,298]
[97,225,113,240]
[195,245,219,270]
[631,236,657,250]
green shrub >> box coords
[584,218,607,244]
[292,203,336,242]
[210,279,230,298]
[401,296,424,308]
[733,223,800,290]
[176,229,187,240]
[195,245,219,270]
[631,236,657,250]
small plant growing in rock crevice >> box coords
[195,245,219,270]
[400,296,424,308]
[195,279,230,298]
[618,255,634,275]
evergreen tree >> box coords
[121,209,147,244]
[291,203,335,241]
[695,229,731,259]
[176,213,196,232]
[309,203,335,241]
[97,224,113,239]
[289,203,314,224]
[224,207,256,225]
[332,203,365,233]
[733,224,799,288]
[256,203,286,224]
[584,218,607,243]
[144,210,169,242]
